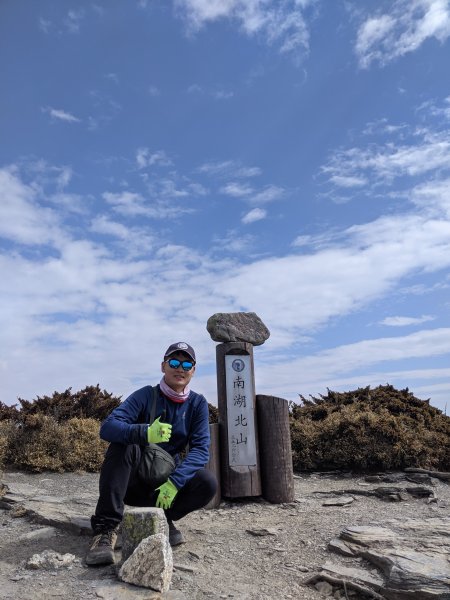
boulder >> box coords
[121,506,168,561]
[206,312,270,345]
[118,533,173,592]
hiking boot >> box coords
[85,528,118,565]
[168,519,184,546]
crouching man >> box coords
[86,342,217,565]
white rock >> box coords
[118,533,173,592]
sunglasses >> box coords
[166,358,195,371]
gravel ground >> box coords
[0,469,449,599]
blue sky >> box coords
[1,0,450,413]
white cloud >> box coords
[0,167,62,246]
[198,160,261,179]
[213,89,234,100]
[136,148,173,169]
[175,0,312,57]
[221,182,254,197]
[90,216,132,240]
[148,85,161,97]
[355,0,450,68]
[103,190,194,219]
[38,17,51,33]
[322,128,450,190]
[64,9,85,33]
[380,315,435,326]
[242,208,267,223]
[249,184,285,204]
[329,174,367,188]
[43,107,81,123]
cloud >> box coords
[322,126,450,194]
[380,315,435,326]
[220,182,254,197]
[242,208,267,223]
[90,216,132,240]
[102,190,194,219]
[355,0,450,68]
[198,160,262,178]
[64,9,85,33]
[148,85,161,97]
[136,148,173,169]
[175,0,313,58]
[0,167,62,246]
[249,184,285,204]
[38,17,52,33]
[214,90,234,100]
[43,107,81,123]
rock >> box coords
[18,526,59,541]
[333,517,450,599]
[206,312,270,345]
[321,561,385,588]
[1,480,96,534]
[246,528,278,536]
[26,549,77,570]
[95,582,185,599]
[314,580,334,596]
[118,533,173,592]
[327,539,356,557]
[322,496,354,507]
[121,506,168,561]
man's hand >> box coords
[156,479,178,509]
[147,417,172,443]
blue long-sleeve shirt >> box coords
[99,385,210,490]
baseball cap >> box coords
[164,342,196,363]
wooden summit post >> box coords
[216,342,262,498]
[256,394,294,503]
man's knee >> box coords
[196,468,218,501]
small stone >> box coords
[26,550,77,570]
[315,581,334,596]
[206,312,270,345]
[322,496,354,507]
[174,563,196,573]
[246,528,278,536]
[19,527,58,541]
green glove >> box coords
[156,479,178,509]
[147,416,172,443]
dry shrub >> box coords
[208,403,219,424]
[8,414,67,472]
[0,421,14,472]
[60,418,107,472]
[5,414,107,473]
[16,385,121,423]
[290,385,449,472]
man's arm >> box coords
[99,387,149,446]
[169,396,210,490]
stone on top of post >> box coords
[206,311,270,346]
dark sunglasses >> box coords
[166,358,194,371]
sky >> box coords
[1,0,450,413]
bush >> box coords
[290,385,450,472]
[13,385,121,423]
[5,414,107,473]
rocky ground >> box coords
[0,469,449,600]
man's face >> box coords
[161,351,196,393]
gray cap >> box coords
[164,342,196,362]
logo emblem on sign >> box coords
[232,359,245,372]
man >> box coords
[86,342,217,565]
